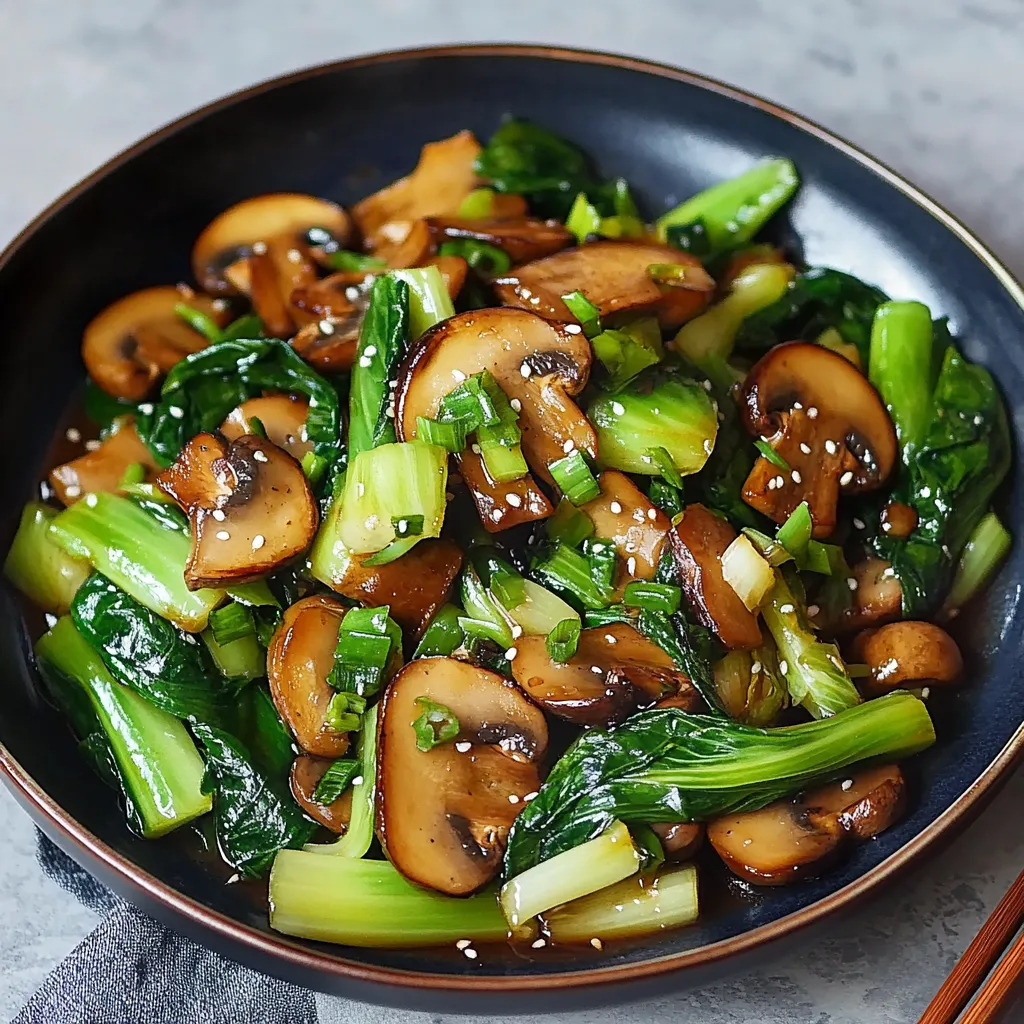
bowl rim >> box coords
[2,41,1024,995]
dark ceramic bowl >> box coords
[1,45,1023,1015]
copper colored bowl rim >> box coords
[2,42,1024,995]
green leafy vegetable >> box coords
[504,692,935,875]
[208,601,257,646]
[623,581,682,615]
[327,605,403,700]
[438,238,511,276]
[548,450,601,504]
[413,604,466,659]
[590,318,664,391]
[546,498,596,548]
[533,542,614,611]
[412,697,460,751]
[754,438,789,470]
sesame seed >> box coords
[356,483,365,497]
[565,323,582,334]
[508,794,520,804]
[216,530,230,541]
[464,948,478,959]
[510,398,522,412]
[505,647,518,661]
[648,508,657,520]
[611,401,626,416]
[974,415,984,425]
[44,613,57,628]
[610,501,623,514]
[251,240,267,255]
[85,439,102,451]
[253,450,268,463]
[451,369,466,382]
[807,406,818,419]
[799,443,812,454]
[520,363,532,378]
[455,741,472,753]
[641,454,653,464]
[779,604,795,614]
[841,779,854,792]
[767,478,778,490]
[523,791,539,802]
[511,624,523,639]
[774,475,785,488]
[168,406,184,420]
[921,686,931,699]
[212,298,228,311]
[751,661,762,674]
[361,345,377,357]
[826,436,838,453]
[562,438,575,453]
[847,577,858,591]
[532,938,547,948]
[365,514,379,529]
[491,508,504,522]
[808,604,820,617]
[791,470,802,484]
[345,286,361,301]
[64,484,81,498]
[456,939,472,950]
[471,443,482,454]
[286,247,302,263]
[627,557,637,575]
[839,471,854,486]
[318,319,335,335]
[779,660,789,674]
[138,403,154,415]
[853,518,865,530]
[590,938,603,950]
[702,379,713,391]
[252,535,265,550]
[591,665,604,675]
[793,401,803,410]
[506,493,522,507]
[605,634,617,644]
[351,776,363,787]
[65,427,81,443]
[358,356,372,368]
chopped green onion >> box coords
[591,323,663,391]
[118,462,147,488]
[412,697,460,751]
[566,192,603,244]
[647,479,683,520]
[584,538,618,594]
[327,606,402,698]
[208,601,257,646]
[623,581,682,614]
[548,450,601,505]
[415,415,469,452]
[546,498,596,548]
[413,604,465,659]
[391,515,424,538]
[754,438,790,470]
[457,187,497,218]
[561,290,602,338]
[647,446,684,489]
[438,239,511,276]
[325,691,368,734]
[312,759,362,804]
[174,302,223,344]
[491,570,527,610]
[546,618,581,663]
[774,503,839,575]
[326,250,387,273]
[247,416,268,439]
[457,616,513,647]
[533,542,613,611]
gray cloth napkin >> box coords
[14,834,318,1024]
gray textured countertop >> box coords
[1,2,1023,1022]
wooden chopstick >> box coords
[919,865,1024,1024]
[959,927,1024,1023]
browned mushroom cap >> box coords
[651,822,705,862]
[837,557,903,632]
[82,286,227,401]
[669,504,762,650]
[395,307,596,486]
[740,343,898,537]
[803,764,906,841]
[494,241,715,330]
[580,471,670,584]
[510,623,696,727]
[352,131,481,251]
[49,419,157,506]
[457,450,554,533]
[220,395,313,462]
[859,621,963,696]
[708,799,845,886]
[314,537,463,638]
[246,236,319,339]
[267,595,351,758]
[377,656,548,895]
[290,755,354,834]
[156,432,318,589]
[191,193,350,295]
[425,216,572,266]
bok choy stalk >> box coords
[35,617,211,838]
[4,502,90,614]
[201,626,265,682]
[390,266,456,339]
[47,492,224,632]
[760,569,861,719]
[504,692,933,875]
[71,573,237,722]
[655,159,798,257]
[713,646,789,728]
[270,852,511,946]
[588,364,718,478]
[943,511,1012,614]
[543,865,699,943]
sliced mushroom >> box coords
[267,595,351,758]
[740,343,898,537]
[859,621,963,695]
[246,236,318,338]
[290,755,354,834]
[191,193,350,295]
[395,307,596,488]
[803,764,906,841]
[457,449,554,533]
[838,557,903,632]
[377,656,548,895]
[651,822,705,862]
[352,131,481,252]
[510,623,696,727]
[156,432,317,589]
[425,215,572,266]
[580,470,670,584]
[49,419,157,506]
[220,395,313,462]
[669,504,762,649]
[708,799,844,886]
[83,286,226,400]
[315,537,463,638]
[494,241,715,329]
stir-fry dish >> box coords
[6,121,1013,955]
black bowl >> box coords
[2,45,1023,1014]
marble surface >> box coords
[1,1,1023,1021]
